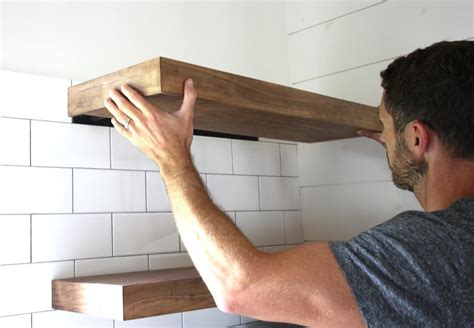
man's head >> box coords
[378,40,473,192]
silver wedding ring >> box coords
[124,118,132,130]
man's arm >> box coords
[104,81,365,326]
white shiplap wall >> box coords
[287,0,473,241]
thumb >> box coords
[178,78,197,118]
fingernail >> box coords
[187,79,193,87]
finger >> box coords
[108,88,142,122]
[178,79,197,118]
[111,117,132,139]
[104,97,131,126]
[357,130,386,148]
[121,84,156,115]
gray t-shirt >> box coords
[329,196,474,327]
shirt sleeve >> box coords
[328,211,460,327]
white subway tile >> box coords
[111,129,157,171]
[31,121,110,168]
[75,255,148,277]
[191,136,232,174]
[301,181,422,241]
[286,1,382,33]
[0,117,30,166]
[280,144,298,177]
[236,211,285,247]
[183,307,240,328]
[115,313,182,328]
[0,70,71,122]
[262,245,296,253]
[289,1,472,82]
[113,213,179,256]
[32,311,113,328]
[0,166,72,214]
[207,175,259,211]
[149,253,193,271]
[0,261,73,316]
[0,215,30,265]
[232,140,281,176]
[298,137,391,187]
[258,137,296,145]
[146,172,170,212]
[32,214,111,262]
[74,169,145,213]
[0,314,31,328]
[284,211,304,244]
[259,177,300,210]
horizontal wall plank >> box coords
[289,1,473,83]
[293,59,390,107]
[298,137,391,187]
[286,0,383,34]
[301,181,422,241]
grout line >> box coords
[230,139,235,174]
[111,213,114,257]
[109,127,112,169]
[73,260,76,278]
[145,172,148,212]
[288,1,386,36]
[291,56,397,85]
[29,215,32,263]
[29,120,32,167]
[0,162,297,178]
[278,144,283,176]
[257,177,262,211]
[0,115,72,125]
[300,179,392,189]
[71,169,74,213]
[282,211,287,245]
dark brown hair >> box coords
[380,40,474,159]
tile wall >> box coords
[0,70,303,327]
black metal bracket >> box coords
[72,115,258,141]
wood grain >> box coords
[52,267,215,320]
[68,57,382,143]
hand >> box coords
[357,130,386,149]
[104,79,197,175]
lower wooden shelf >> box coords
[52,267,215,321]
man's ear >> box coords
[405,121,431,158]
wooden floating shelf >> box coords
[68,57,381,143]
[52,267,215,321]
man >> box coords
[103,40,473,326]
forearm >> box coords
[160,152,263,309]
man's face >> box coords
[379,98,428,192]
